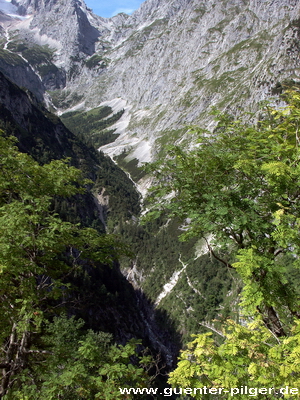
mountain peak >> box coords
[9,0,101,59]
[12,0,79,15]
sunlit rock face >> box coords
[1,0,300,165]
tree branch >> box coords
[203,237,234,269]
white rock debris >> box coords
[154,254,188,306]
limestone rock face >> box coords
[1,0,300,166]
[10,0,102,69]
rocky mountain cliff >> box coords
[1,0,299,172]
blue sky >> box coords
[85,0,145,18]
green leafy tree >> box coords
[11,315,152,400]
[146,91,300,397]
[0,133,126,397]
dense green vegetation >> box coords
[85,54,108,69]
[0,73,171,398]
[115,150,147,181]
[48,89,84,110]
[61,106,124,148]
[118,215,235,343]
[147,91,300,398]
[11,316,152,400]
[0,70,141,230]
[3,41,62,81]
[0,48,26,67]
[0,134,154,398]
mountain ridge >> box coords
[2,1,299,148]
